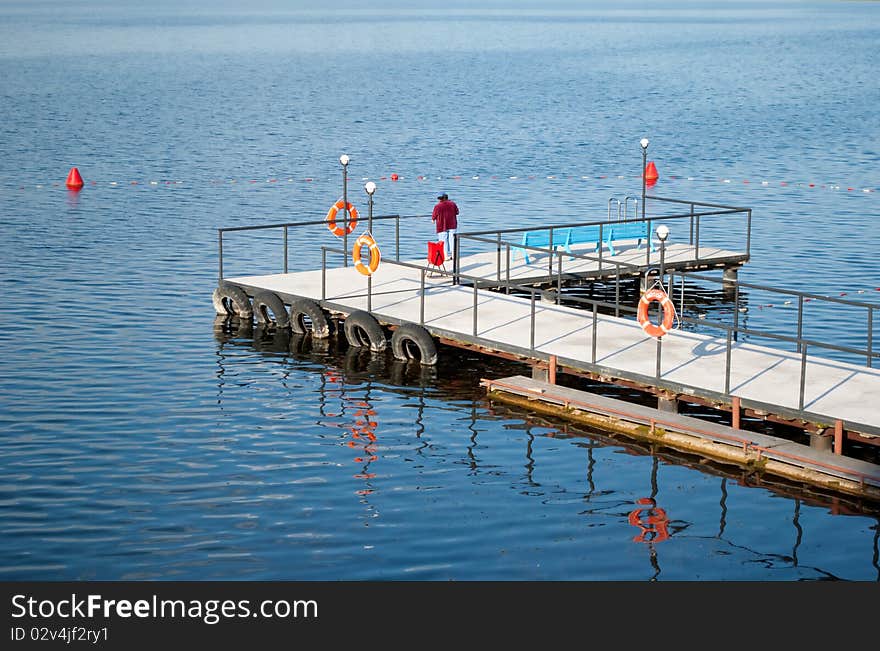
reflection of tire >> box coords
[253,291,290,328]
[389,359,438,386]
[253,325,291,353]
[289,298,332,339]
[343,310,387,352]
[212,283,253,319]
[391,323,438,365]
[289,333,331,356]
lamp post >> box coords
[640,138,649,221]
[364,181,376,232]
[340,154,350,267]
[656,224,669,286]
[363,181,377,312]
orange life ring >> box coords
[352,233,380,276]
[326,199,359,237]
[638,287,675,338]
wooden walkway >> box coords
[225,251,880,440]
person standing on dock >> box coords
[432,192,459,260]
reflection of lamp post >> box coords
[640,138,649,221]
[364,181,376,232]
[340,154,350,267]
[656,224,669,286]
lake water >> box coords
[1,0,878,581]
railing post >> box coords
[283,226,288,274]
[796,295,804,353]
[598,223,603,270]
[496,232,502,284]
[689,203,694,246]
[453,234,460,286]
[556,251,562,303]
[655,337,662,380]
[396,216,401,261]
[615,264,621,317]
[746,209,752,257]
[420,268,425,325]
[530,290,536,351]
[694,213,701,261]
[321,248,327,300]
[505,243,511,294]
[367,275,372,312]
[591,303,598,363]
[218,229,224,282]
[725,328,733,394]
[868,308,874,368]
[548,227,554,277]
[343,230,349,268]
[473,282,478,337]
[733,283,740,337]
[798,343,808,410]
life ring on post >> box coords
[638,287,675,338]
[352,233,381,276]
[326,199,359,237]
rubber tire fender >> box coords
[390,323,438,366]
[289,297,332,339]
[252,291,290,328]
[343,310,387,353]
[212,283,253,319]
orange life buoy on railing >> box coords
[352,233,381,276]
[326,199,359,237]
[638,287,675,338]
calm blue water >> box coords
[1,1,878,580]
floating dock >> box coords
[214,194,880,501]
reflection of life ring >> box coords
[628,497,670,543]
[326,199,359,237]
[352,233,381,276]
[638,287,675,338]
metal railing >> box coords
[217,195,876,430]
[454,195,752,281]
[315,241,879,423]
[217,212,426,281]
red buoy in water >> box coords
[65,166,84,190]
[390,173,399,181]
[644,160,658,186]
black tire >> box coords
[343,310,387,353]
[252,291,290,329]
[390,323,438,366]
[212,283,253,319]
[289,297,332,339]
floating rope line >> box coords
[11,172,877,193]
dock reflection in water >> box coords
[212,317,880,581]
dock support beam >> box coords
[532,363,548,383]
[810,429,833,452]
[657,393,678,414]
[531,356,558,385]
[723,267,738,284]
[834,420,844,455]
[732,396,741,429]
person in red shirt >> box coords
[431,193,459,260]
